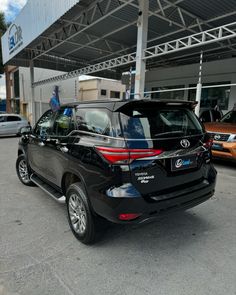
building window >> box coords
[110,91,120,99]
[151,85,185,100]
[101,89,107,96]
[188,82,230,110]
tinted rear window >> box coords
[120,107,203,139]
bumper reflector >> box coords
[118,213,142,221]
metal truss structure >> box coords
[27,0,236,70]
[144,22,236,59]
[33,21,236,87]
[29,0,135,62]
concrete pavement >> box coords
[0,137,236,295]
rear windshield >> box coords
[120,107,203,139]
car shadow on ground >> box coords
[213,158,236,168]
[0,135,19,139]
[95,209,212,247]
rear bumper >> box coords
[92,166,217,224]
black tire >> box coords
[66,182,98,244]
[16,155,35,186]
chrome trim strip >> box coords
[69,130,125,141]
[135,146,205,160]
[74,130,205,141]
[228,134,236,142]
[207,131,231,135]
[124,133,205,141]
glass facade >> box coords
[188,82,230,110]
[151,85,185,100]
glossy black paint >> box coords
[18,99,217,224]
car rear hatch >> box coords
[116,100,212,200]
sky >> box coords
[0,0,27,23]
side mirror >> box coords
[20,125,32,135]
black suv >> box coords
[16,99,217,244]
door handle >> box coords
[38,142,45,147]
[60,146,68,153]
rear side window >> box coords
[0,116,5,122]
[7,116,21,122]
[120,107,203,139]
[75,108,112,136]
[53,108,74,136]
[34,110,54,136]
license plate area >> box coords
[212,143,223,151]
[171,154,197,171]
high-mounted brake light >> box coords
[95,147,163,164]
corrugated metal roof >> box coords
[2,0,236,75]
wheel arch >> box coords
[18,148,26,157]
[61,171,85,196]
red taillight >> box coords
[119,213,142,221]
[95,147,163,164]
[204,139,213,149]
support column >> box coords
[39,88,43,117]
[30,61,35,125]
[5,66,12,113]
[134,0,149,99]
[195,51,203,117]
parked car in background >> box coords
[199,108,223,123]
[16,99,216,244]
[0,114,29,136]
[204,110,236,161]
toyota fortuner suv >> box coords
[16,99,217,244]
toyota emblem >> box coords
[180,139,190,148]
[175,159,183,168]
[214,134,221,141]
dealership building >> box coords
[1,0,236,122]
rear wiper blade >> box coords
[154,131,184,138]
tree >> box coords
[0,12,7,76]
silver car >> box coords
[0,114,29,136]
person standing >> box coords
[49,91,60,112]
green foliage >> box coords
[0,12,7,75]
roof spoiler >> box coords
[114,99,198,111]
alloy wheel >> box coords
[68,193,87,235]
[18,159,30,183]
